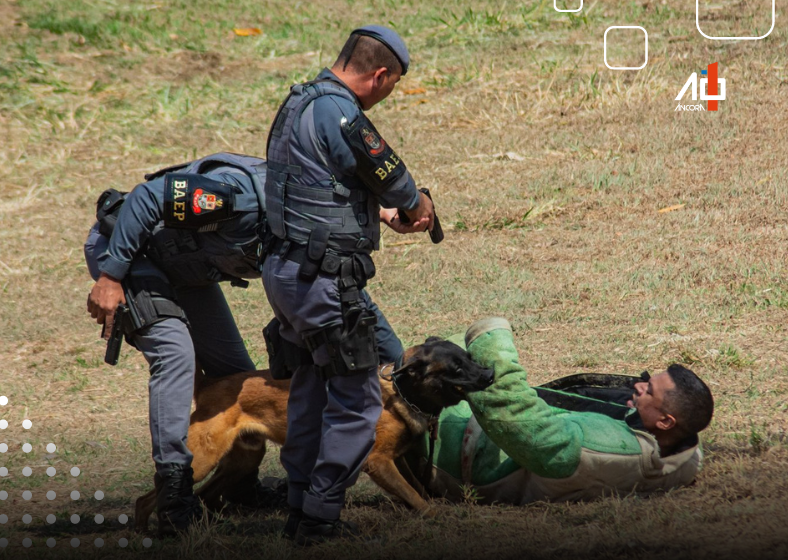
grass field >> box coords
[1,0,787,558]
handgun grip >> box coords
[397,188,444,244]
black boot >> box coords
[222,472,288,509]
[156,463,202,536]
[282,508,303,540]
[294,513,360,546]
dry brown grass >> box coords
[1,0,788,558]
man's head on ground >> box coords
[332,25,409,110]
[629,364,714,446]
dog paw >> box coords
[418,505,438,519]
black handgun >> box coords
[397,187,444,244]
[103,304,129,366]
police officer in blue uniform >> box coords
[84,153,274,535]
[263,26,436,544]
[84,152,408,536]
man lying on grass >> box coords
[405,318,714,505]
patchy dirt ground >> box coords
[1,0,787,558]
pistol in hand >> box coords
[398,188,444,244]
[103,304,129,366]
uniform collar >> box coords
[315,68,363,107]
[627,409,699,458]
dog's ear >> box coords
[424,336,443,344]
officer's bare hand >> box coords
[380,207,430,234]
[87,273,125,328]
[403,191,435,232]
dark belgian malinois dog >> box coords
[134,337,493,532]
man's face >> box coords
[628,371,677,431]
[365,68,401,109]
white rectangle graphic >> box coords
[604,26,648,71]
[696,0,775,41]
[554,0,583,13]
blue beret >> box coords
[351,25,410,75]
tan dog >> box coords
[134,338,493,532]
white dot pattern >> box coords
[143,538,153,548]
[0,402,139,551]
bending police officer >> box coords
[85,153,274,534]
[262,26,436,544]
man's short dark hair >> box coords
[334,34,402,76]
[664,364,714,437]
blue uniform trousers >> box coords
[262,254,399,520]
[85,226,255,469]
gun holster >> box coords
[263,317,313,380]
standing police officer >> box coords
[263,26,436,545]
[84,153,273,535]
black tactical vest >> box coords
[265,80,380,255]
[143,153,268,286]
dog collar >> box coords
[379,363,434,420]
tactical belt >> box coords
[270,236,378,380]
[271,237,361,278]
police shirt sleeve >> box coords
[99,180,164,280]
[310,97,420,209]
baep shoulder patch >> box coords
[163,173,237,229]
[341,112,407,196]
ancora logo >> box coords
[675,62,725,112]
